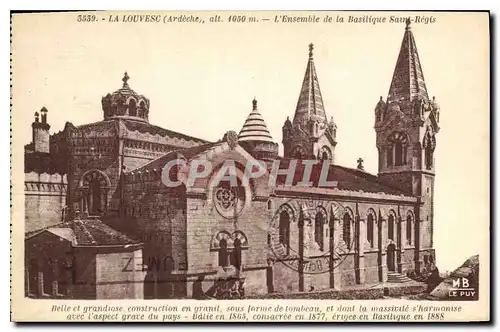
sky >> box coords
[11,11,490,271]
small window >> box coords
[406,214,412,245]
[394,142,403,166]
[388,214,395,241]
[343,213,351,247]
[231,239,242,270]
[314,212,325,251]
[218,239,229,267]
[279,211,290,255]
[367,213,375,248]
[386,147,393,167]
[129,99,137,117]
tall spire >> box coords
[387,18,429,103]
[292,43,328,128]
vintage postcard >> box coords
[10,10,490,322]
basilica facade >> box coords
[24,21,440,299]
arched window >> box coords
[343,213,351,247]
[218,239,229,267]
[129,99,137,117]
[367,213,374,248]
[89,177,102,215]
[388,214,395,241]
[406,214,413,245]
[80,170,110,216]
[231,239,242,270]
[322,151,329,161]
[267,200,272,210]
[386,146,393,167]
[394,141,403,166]
[315,212,325,251]
[387,132,408,167]
[279,211,290,255]
[425,145,433,169]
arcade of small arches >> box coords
[211,230,249,271]
[275,203,416,258]
[318,146,332,161]
[385,130,436,170]
[102,96,150,119]
[386,131,409,167]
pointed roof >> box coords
[388,19,429,103]
[238,98,274,143]
[293,43,328,127]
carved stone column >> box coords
[379,213,387,282]
[398,215,405,273]
[37,259,44,297]
[328,213,335,289]
[298,214,304,292]
[358,216,366,284]
[52,262,59,297]
[333,216,342,289]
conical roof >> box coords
[292,43,328,127]
[387,19,429,103]
[238,99,274,143]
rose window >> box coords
[213,180,246,218]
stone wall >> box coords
[25,172,67,233]
[95,248,146,299]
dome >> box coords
[238,99,274,143]
[101,72,150,122]
[238,98,278,162]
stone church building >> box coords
[24,21,440,299]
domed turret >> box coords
[238,98,278,162]
[101,72,150,122]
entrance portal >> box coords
[386,243,396,272]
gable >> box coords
[176,142,273,198]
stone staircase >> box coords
[387,271,413,283]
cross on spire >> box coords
[357,158,365,170]
[405,17,411,30]
[252,97,257,110]
[122,71,130,88]
[309,43,314,58]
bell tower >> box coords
[282,43,337,162]
[375,19,440,256]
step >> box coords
[387,272,413,283]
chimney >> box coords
[32,107,50,153]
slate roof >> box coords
[387,19,429,103]
[293,43,328,128]
[127,141,222,174]
[122,119,209,145]
[270,159,410,195]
